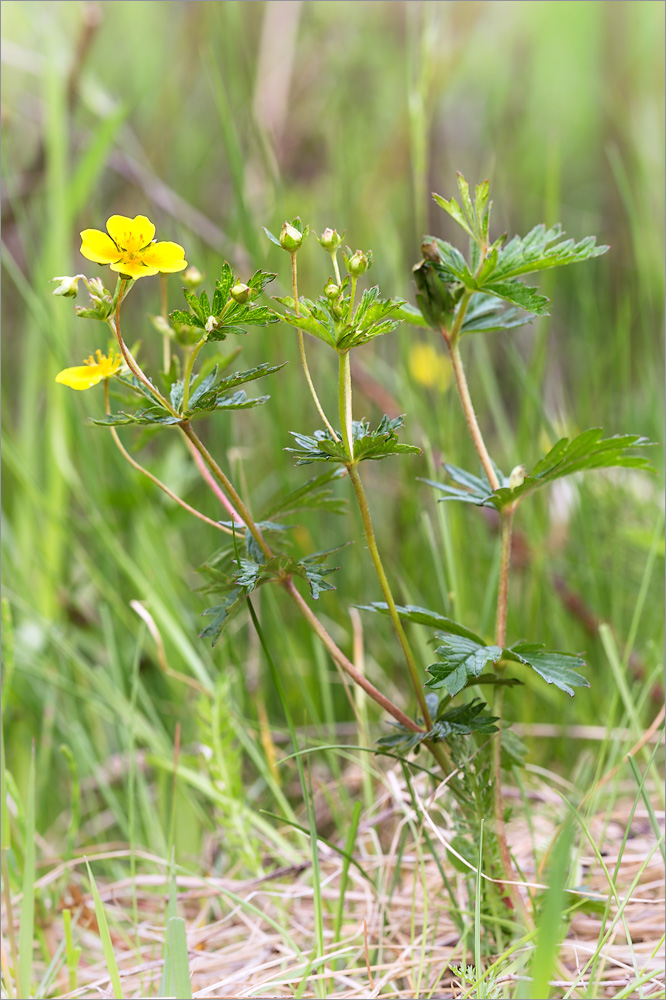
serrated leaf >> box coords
[432,192,475,239]
[491,224,609,280]
[481,279,550,315]
[377,697,498,754]
[286,416,420,465]
[504,642,589,697]
[460,293,535,336]
[169,309,204,330]
[356,602,484,644]
[92,407,180,427]
[425,635,504,697]
[184,289,205,322]
[205,324,248,341]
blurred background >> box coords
[2,0,664,863]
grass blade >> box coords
[84,859,124,999]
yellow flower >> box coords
[55,350,122,391]
[80,215,187,279]
[408,343,453,391]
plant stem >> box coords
[329,250,342,285]
[282,577,423,734]
[182,434,245,525]
[1,849,18,998]
[347,463,432,728]
[338,351,354,459]
[495,508,514,648]
[160,275,170,373]
[445,336,500,491]
[291,252,339,440]
[181,337,206,415]
[103,381,235,537]
[110,282,178,417]
[179,422,272,561]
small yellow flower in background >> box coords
[55,350,123,391]
[80,215,187,279]
[408,342,453,391]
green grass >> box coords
[1,1,664,997]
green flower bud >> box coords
[150,315,175,338]
[230,282,251,304]
[323,280,340,299]
[279,220,309,252]
[181,266,204,290]
[412,257,464,330]
[51,275,84,298]
[509,465,526,490]
[343,248,373,277]
[317,228,344,251]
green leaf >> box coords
[356,602,484,644]
[285,543,350,600]
[504,642,589,697]
[286,416,420,465]
[460,293,535,336]
[491,224,609,280]
[377,698,499,754]
[186,363,285,414]
[212,262,234,313]
[425,635,504,698]
[262,466,348,519]
[262,226,282,248]
[426,430,654,512]
[169,308,204,330]
[481,279,550,315]
[432,192,475,239]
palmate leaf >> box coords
[488,224,609,281]
[282,543,349,600]
[426,429,654,512]
[170,264,278,341]
[286,416,420,465]
[377,698,499,754]
[275,296,338,349]
[425,636,504,698]
[459,293,535,336]
[478,279,550,316]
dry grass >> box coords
[16,756,664,1000]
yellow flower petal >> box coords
[55,365,106,391]
[141,241,187,272]
[106,214,156,252]
[109,259,160,278]
[80,229,122,264]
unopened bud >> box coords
[279,221,307,252]
[318,228,344,251]
[205,315,219,334]
[509,465,526,490]
[182,266,204,290]
[323,280,340,299]
[344,248,373,277]
[150,315,174,338]
[230,282,251,303]
[51,275,83,298]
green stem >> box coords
[103,381,234,537]
[282,577,423,734]
[291,252,339,440]
[338,351,354,459]
[181,336,206,415]
[347,275,358,323]
[347,463,432,728]
[446,336,500,491]
[110,281,178,417]
[160,275,170,373]
[330,250,342,285]
[495,508,514,648]
[179,422,272,562]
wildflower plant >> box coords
[54,181,653,929]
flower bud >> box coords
[509,465,526,490]
[344,249,373,277]
[317,228,344,251]
[181,266,204,290]
[279,221,307,252]
[150,315,175,338]
[205,315,219,334]
[412,259,463,329]
[230,282,251,304]
[51,275,83,298]
[323,280,340,300]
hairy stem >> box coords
[110,281,177,417]
[181,336,206,415]
[347,464,432,728]
[338,351,354,459]
[283,577,423,734]
[160,275,170,373]
[445,336,500,491]
[291,252,339,439]
[179,422,272,561]
[103,381,234,537]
